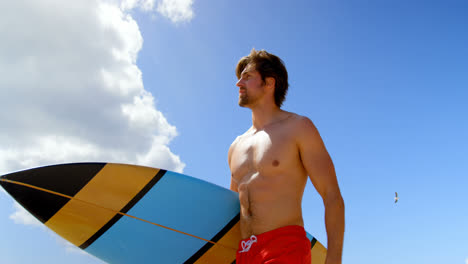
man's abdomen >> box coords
[238,179,305,239]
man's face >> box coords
[236,63,266,107]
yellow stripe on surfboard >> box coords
[193,221,241,263]
[311,241,327,264]
[44,164,159,247]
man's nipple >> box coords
[272,160,279,167]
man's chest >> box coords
[230,130,298,179]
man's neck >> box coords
[250,104,284,131]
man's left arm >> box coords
[296,117,345,264]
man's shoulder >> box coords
[236,126,255,139]
[230,135,241,148]
[230,127,253,147]
[285,112,315,130]
[284,113,322,143]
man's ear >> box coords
[265,77,275,91]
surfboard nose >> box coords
[0,163,106,223]
[1,162,166,250]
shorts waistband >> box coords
[237,225,307,254]
[240,225,306,244]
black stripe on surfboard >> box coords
[310,237,317,249]
[79,169,167,249]
[0,163,106,223]
[184,213,240,264]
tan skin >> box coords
[228,63,345,264]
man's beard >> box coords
[238,93,249,107]
[238,86,263,107]
[239,92,258,107]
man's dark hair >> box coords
[236,49,289,107]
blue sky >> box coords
[1,0,467,263]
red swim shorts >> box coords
[236,225,311,264]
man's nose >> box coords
[236,79,243,87]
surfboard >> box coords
[0,163,327,263]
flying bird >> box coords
[394,192,399,203]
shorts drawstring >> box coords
[238,235,257,253]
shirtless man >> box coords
[228,49,345,264]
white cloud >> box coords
[0,0,185,173]
[1,0,187,234]
[120,0,156,11]
[157,0,194,23]
[465,258,468,264]
[118,0,195,23]
[9,202,43,228]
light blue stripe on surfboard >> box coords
[86,171,240,264]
